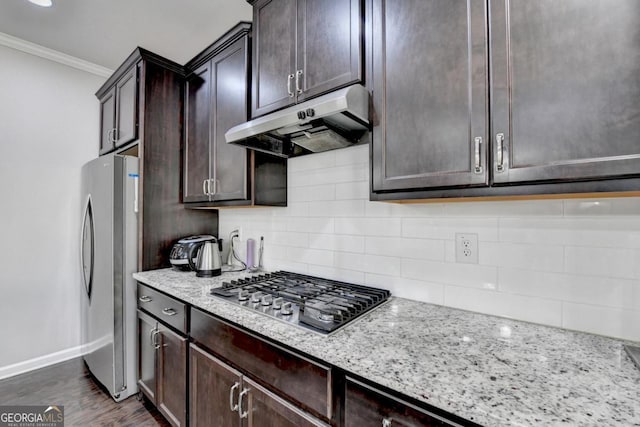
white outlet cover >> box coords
[455,233,479,264]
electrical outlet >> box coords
[455,233,479,264]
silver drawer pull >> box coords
[229,382,240,412]
[162,308,177,316]
[139,295,152,303]
[238,388,250,419]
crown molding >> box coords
[0,31,113,77]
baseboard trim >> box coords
[0,31,113,77]
[0,345,85,381]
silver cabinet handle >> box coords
[139,295,152,303]
[162,308,177,316]
[203,179,211,195]
[107,129,114,144]
[150,328,160,350]
[382,418,393,427]
[110,128,118,143]
[149,327,157,346]
[287,74,295,98]
[238,388,250,419]
[229,382,240,412]
[295,69,303,94]
[495,133,505,172]
[474,136,483,174]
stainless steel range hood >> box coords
[225,84,370,157]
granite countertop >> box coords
[133,268,640,427]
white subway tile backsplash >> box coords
[499,218,640,248]
[402,259,498,290]
[286,217,335,234]
[288,150,336,172]
[365,273,445,305]
[333,144,368,166]
[444,286,563,327]
[289,184,335,202]
[308,265,366,284]
[219,148,640,341]
[334,217,402,236]
[565,246,636,279]
[499,268,640,310]
[365,236,445,261]
[562,302,640,341]
[402,218,499,241]
[481,242,564,272]
[270,231,309,248]
[308,200,366,217]
[334,252,402,276]
[285,247,334,267]
[335,181,369,200]
[309,233,365,253]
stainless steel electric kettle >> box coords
[188,239,222,277]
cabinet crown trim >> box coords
[95,47,184,98]
[185,21,252,71]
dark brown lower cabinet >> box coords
[344,377,464,427]
[190,343,327,427]
[137,310,187,427]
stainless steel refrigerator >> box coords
[80,153,138,402]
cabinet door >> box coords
[137,310,157,403]
[184,63,212,203]
[115,66,138,147]
[241,376,328,427]
[190,345,242,427]
[211,38,250,202]
[490,0,640,184]
[252,0,297,118]
[371,0,488,192]
[296,0,361,101]
[345,378,459,427]
[99,87,116,155]
[156,324,187,427]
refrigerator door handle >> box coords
[80,196,95,301]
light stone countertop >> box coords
[134,268,640,427]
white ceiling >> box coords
[0,0,253,71]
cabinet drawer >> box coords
[345,377,465,427]
[190,308,332,420]
[137,284,187,334]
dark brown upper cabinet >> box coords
[370,0,489,192]
[96,48,218,270]
[98,66,138,155]
[184,23,287,208]
[371,0,640,201]
[490,0,640,185]
[250,0,362,118]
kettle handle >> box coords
[187,243,201,271]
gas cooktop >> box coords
[210,271,391,334]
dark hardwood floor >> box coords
[0,357,170,427]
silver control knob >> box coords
[281,301,293,316]
[251,292,263,303]
[272,297,284,310]
[238,290,249,301]
[260,294,273,306]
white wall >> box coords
[0,44,105,376]
[220,144,640,342]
